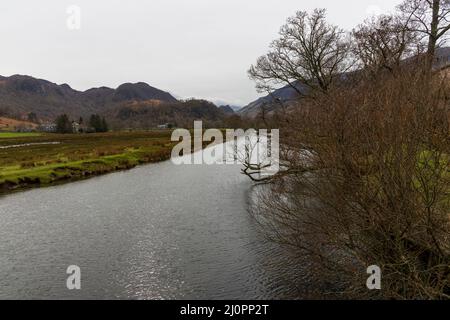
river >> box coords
[0,148,302,299]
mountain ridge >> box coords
[0,74,178,121]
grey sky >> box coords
[0,0,402,106]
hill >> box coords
[218,105,235,115]
[238,82,306,117]
[0,75,178,122]
[111,99,228,129]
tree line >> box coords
[55,114,109,134]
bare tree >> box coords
[352,14,421,76]
[248,9,352,97]
[399,0,450,67]
[249,70,450,299]
[245,7,450,299]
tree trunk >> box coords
[427,0,441,70]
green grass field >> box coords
[0,131,176,194]
[0,132,42,139]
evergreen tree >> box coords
[27,112,38,123]
[101,117,108,132]
[89,114,108,132]
[55,114,72,134]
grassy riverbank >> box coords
[0,131,176,194]
[0,132,42,138]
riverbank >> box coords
[0,131,176,195]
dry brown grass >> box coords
[0,117,37,130]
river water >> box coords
[0,148,302,299]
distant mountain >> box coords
[0,74,236,129]
[240,47,450,118]
[210,99,242,108]
[238,82,306,117]
[218,105,235,115]
[113,82,177,103]
[0,75,178,121]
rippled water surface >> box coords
[0,149,300,299]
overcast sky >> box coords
[0,0,402,106]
